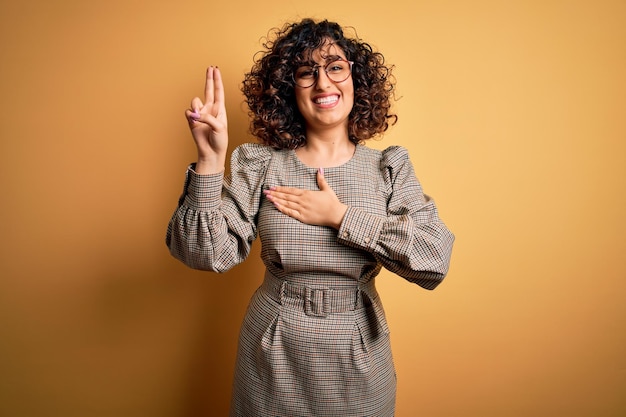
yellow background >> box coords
[1,0,624,416]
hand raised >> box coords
[264,168,348,229]
[184,66,228,173]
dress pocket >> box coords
[255,311,281,382]
[352,298,391,374]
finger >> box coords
[273,200,301,221]
[204,66,215,104]
[185,108,198,123]
[270,186,303,196]
[270,192,301,206]
[316,167,328,191]
[186,98,203,123]
[189,111,222,129]
[190,97,204,112]
[213,67,225,106]
[265,190,298,210]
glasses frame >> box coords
[293,59,354,88]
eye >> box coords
[327,60,347,73]
[296,67,316,79]
[327,64,344,73]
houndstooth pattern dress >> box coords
[167,143,454,416]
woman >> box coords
[167,18,454,417]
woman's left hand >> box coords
[264,168,348,229]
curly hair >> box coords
[241,18,397,149]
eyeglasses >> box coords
[293,59,354,88]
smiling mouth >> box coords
[314,95,339,105]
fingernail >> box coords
[191,111,200,119]
[318,167,324,175]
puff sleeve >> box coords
[337,146,454,289]
[166,143,272,272]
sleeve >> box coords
[337,146,455,289]
[165,143,272,272]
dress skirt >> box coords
[229,271,397,416]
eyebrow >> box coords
[298,55,343,67]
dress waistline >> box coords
[261,270,378,318]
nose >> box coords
[314,68,333,89]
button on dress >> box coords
[167,143,454,416]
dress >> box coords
[166,143,454,416]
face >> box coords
[294,41,354,136]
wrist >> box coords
[331,204,348,230]
[195,154,226,174]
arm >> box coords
[166,68,269,271]
[337,147,454,289]
[166,145,270,272]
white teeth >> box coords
[315,96,338,105]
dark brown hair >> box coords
[242,18,397,149]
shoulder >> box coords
[375,145,416,186]
[357,145,410,169]
[380,145,410,167]
[357,144,409,163]
[231,143,273,171]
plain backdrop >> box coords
[1,0,624,416]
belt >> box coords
[261,270,378,318]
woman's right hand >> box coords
[185,66,228,174]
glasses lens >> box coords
[294,66,317,87]
[325,59,351,83]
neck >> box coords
[296,132,356,168]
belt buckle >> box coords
[304,287,330,318]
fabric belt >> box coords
[261,270,378,318]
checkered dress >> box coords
[167,143,454,416]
